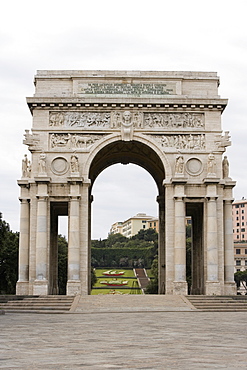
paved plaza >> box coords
[1,310,246,369]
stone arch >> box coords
[16,70,237,297]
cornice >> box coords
[26,97,228,114]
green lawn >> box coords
[92,268,142,294]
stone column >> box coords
[33,196,49,295]
[173,195,188,294]
[67,195,81,295]
[205,196,221,294]
[224,199,236,294]
[157,194,165,294]
[80,180,91,295]
[16,198,30,295]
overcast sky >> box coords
[1,0,247,239]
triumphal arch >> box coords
[16,70,236,296]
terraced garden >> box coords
[91,268,142,295]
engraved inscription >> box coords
[144,113,204,129]
[151,134,206,151]
[49,112,111,128]
[50,133,103,149]
[78,83,176,96]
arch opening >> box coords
[89,140,166,294]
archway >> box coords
[88,140,166,293]
[16,70,236,297]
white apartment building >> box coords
[109,213,159,238]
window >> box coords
[241,228,245,232]
[237,269,240,272]
[242,210,245,214]
[242,222,245,226]
[237,235,239,239]
[142,220,146,223]
[236,210,239,214]
[245,249,247,255]
[242,216,245,220]
[236,217,239,221]
[245,260,247,266]
[236,249,241,254]
[237,229,239,233]
[242,235,245,239]
[154,222,156,226]
[235,205,239,208]
[241,204,245,207]
[236,260,241,266]
[143,225,146,229]
[237,223,240,226]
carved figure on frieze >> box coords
[222,155,230,179]
[70,153,79,174]
[49,112,64,126]
[153,134,205,151]
[121,111,133,141]
[50,133,103,150]
[207,153,216,175]
[144,112,204,129]
[38,152,47,175]
[22,154,29,178]
[175,154,184,175]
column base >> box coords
[205,281,221,295]
[16,281,30,295]
[224,282,237,295]
[33,280,49,295]
[67,280,81,296]
[173,281,188,295]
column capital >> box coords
[36,195,48,201]
[19,197,30,203]
[69,195,81,201]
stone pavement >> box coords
[1,309,247,369]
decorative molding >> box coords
[51,157,69,175]
[185,158,203,176]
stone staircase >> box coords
[0,295,76,313]
[186,295,247,311]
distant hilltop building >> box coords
[110,213,159,238]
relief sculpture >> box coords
[50,133,103,149]
[49,112,111,128]
[151,134,206,150]
[144,113,204,129]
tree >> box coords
[57,235,68,295]
[145,256,158,294]
[0,213,19,294]
[234,270,247,292]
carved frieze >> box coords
[150,134,206,151]
[49,112,111,128]
[144,113,204,129]
[50,133,104,150]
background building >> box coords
[110,213,159,238]
[234,243,247,273]
[232,198,247,242]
